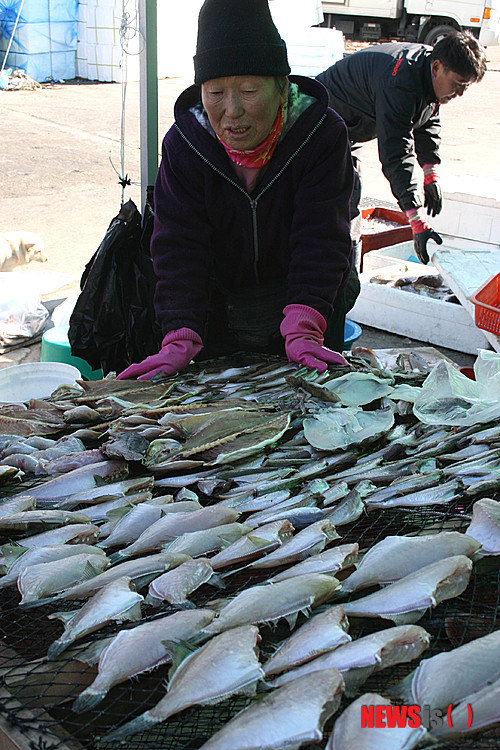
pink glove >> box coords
[280,304,348,373]
[117,328,203,380]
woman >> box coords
[118,0,357,381]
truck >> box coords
[321,0,500,46]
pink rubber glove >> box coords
[280,304,348,373]
[117,328,203,380]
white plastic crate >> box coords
[432,176,500,246]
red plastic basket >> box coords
[470,273,500,335]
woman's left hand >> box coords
[280,303,348,373]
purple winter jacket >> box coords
[151,75,354,339]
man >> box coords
[317,31,487,265]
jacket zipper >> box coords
[175,114,326,284]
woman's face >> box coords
[201,75,288,151]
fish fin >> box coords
[284,611,298,630]
[388,670,417,703]
[343,665,376,696]
[104,712,156,741]
[80,561,103,582]
[389,609,427,625]
[108,550,125,564]
[208,573,225,590]
[162,639,198,680]
[48,610,78,625]
[106,506,132,523]
[177,600,197,610]
[144,593,162,608]
[72,688,106,714]
[47,639,68,660]
[1,544,28,570]
[117,602,142,622]
[247,534,271,549]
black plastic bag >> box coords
[69,198,162,375]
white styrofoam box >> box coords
[349,264,490,354]
[432,176,500,245]
[2,20,77,54]
[2,49,76,81]
[363,240,426,274]
[286,27,344,77]
[76,56,88,78]
[77,3,88,23]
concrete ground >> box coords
[1,44,499,372]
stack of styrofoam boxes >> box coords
[431,175,500,250]
[77,0,140,82]
[76,0,203,83]
[0,0,77,82]
[285,26,344,77]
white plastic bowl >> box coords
[0,362,81,403]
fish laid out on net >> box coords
[0,351,499,749]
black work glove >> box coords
[413,229,443,265]
[424,182,443,217]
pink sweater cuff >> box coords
[282,304,327,332]
[162,328,203,346]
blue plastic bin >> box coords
[344,319,362,350]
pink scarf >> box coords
[219,103,285,168]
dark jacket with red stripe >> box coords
[151,75,354,339]
[317,43,440,211]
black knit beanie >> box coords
[194,0,290,85]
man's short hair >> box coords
[432,30,487,81]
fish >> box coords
[392,628,500,711]
[203,573,340,635]
[262,605,351,677]
[54,475,155,509]
[9,460,129,507]
[37,448,105,476]
[0,543,108,590]
[145,557,216,608]
[431,677,500,738]
[0,509,92,531]
[210,520,294,570]
[268,543,359,583]
[342,532,481,593]
[303,406,395,451]
[80,491,157,523]
[105,625,264,741]
[250,520,339,569]
[17,552,110,606]
[322,371,395,407]
[16,523,101,548]
[270,625,431,691]
[326,693,427,749]
[0,495,35,517]
[73,609,215,713]
[111,505,240,562]
[97,498,175,549]
[242,493,319,528]
[198,668,345,750]
[322,481,350,506]
[164,523,252,558]
[47,576,144,658]
[465,497,500,555]
[342,555,473,624]
[52,552,190,601]
[365,478,463,509]
[323,487,365,527]
[221,488,291,512]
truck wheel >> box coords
[423,24,458,46]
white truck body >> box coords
[322,0,500,45]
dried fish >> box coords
[198,668,344,750]
[73,609,216,712]
[47,576,144,658]
[323,371,395,406]
[304,406,395,451]
[432,677,500,738]
[97,497,185,549]
[343,555,473,624]
[0,544,107,590]
[203,573,340,634]
[323,486,365,527]
[105,625,264,740]
[53,552,190,601]
[15,523,101,548]
[393,628,500,711]
[262,605,350,676]
[145,557,215,607]
[0,495,35,517]
[268,543,358,583]
[18,552,110,606]
[250,520,339,569]
[210,520,294,570]
[271,625,431,691]
[55,475,155,509]
[0,509,92,532]
[112,505,240,562]
[465,497,500,554]
[342,532,481,593]
[164,523,252,558]
[326,693,426,749]
[365,478,462,509]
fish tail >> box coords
[104,711,156,741]
[47,639,68,659]
[73,688,106,713]
[108,550,126,564]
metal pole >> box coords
[139,0,158,214]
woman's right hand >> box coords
[117,328,203,380]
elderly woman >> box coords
[118,0,357,381]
